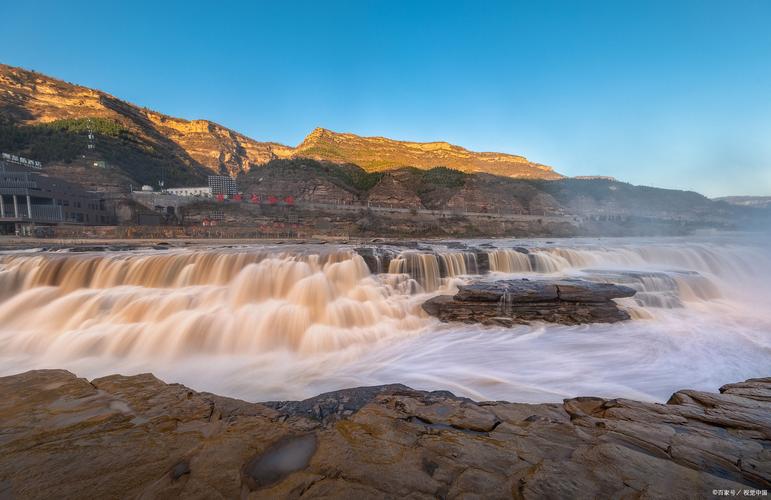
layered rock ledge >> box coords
[423,278,636,325]
[1,370,769,499]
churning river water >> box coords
[0,233,769,403]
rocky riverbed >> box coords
[0,370,769,499]
[423,279,637,325]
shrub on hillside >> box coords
[421,166,467,188]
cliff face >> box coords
[143,112,281,176]
[366,171,424,208]
[0,64,283,182]
[0,64,561,186]
[294,127,562,179]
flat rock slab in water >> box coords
[0,370,769,499]
[424,278,636,325]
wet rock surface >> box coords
[0,370,769,499]
[423,278,636,325]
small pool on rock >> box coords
[243,433,318,490]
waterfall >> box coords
[388,253,441,292]
[487,249,532,272]
[0,250,434,358]
[0,236,768,404]
[533,244,759,281]
[387,251,475,292]
[486,249,574,273]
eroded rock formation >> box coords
[0,370,768,498]
[422,279,636,325]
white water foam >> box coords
[0,235,768,403]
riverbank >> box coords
[0,369,768,498]
[0,235,351,251]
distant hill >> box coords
[239,158,742,222]
[714,196,771,209]
[290,127,561,179]
[0,63,560,189]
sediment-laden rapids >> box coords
[0,235,769,403]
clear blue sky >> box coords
[3,0,771,197]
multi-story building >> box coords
[207,175,237,196]
[0,160,114,234]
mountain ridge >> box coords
[292,127,560,178]
[0,63,560,184]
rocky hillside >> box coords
[292,127,562,179]
[0,64,285,187]
[241,159,735,222]
[0,63,560,189]
[1,370,768,498]
[3,63,763,228]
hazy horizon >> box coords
[3,0,771,197]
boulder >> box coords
[423,278,636,325]
[473,250,491,273]
[354,247,398,274]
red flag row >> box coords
[215,194,295,205]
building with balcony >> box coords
[0,160,114,234]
